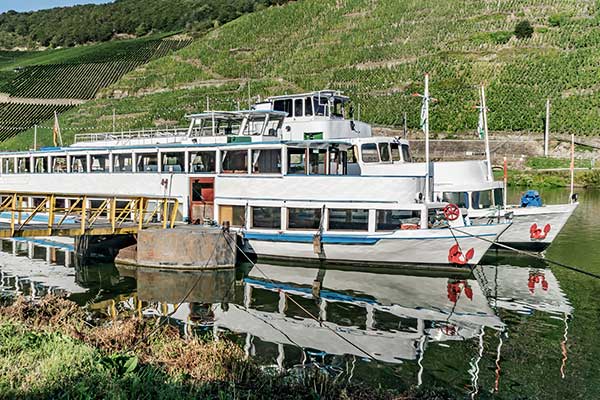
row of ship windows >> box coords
[0,148,354,175]
[219,205,423,231]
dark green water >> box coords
[0,188,598,399]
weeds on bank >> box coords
[0,295,426,399]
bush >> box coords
[515,20,534,39]
[548,13,569,27]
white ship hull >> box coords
[470,203,577,251]
[242,223,510,267]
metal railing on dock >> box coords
[0,191,179,238]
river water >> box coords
[0,188,598,399]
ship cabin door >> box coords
[189,177,214,223]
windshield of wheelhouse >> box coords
[442,192,469,208]
[472,190,493,209]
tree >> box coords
[515,20,534,39]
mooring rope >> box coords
[452,227,600,280]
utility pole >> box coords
[403,112,407,139]
[544,98,550,157]
[112,108,116,134]
[33,125,37,151]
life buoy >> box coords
[400,223,419,230]
[443,203,460,221]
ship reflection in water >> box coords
[0,237,573,396]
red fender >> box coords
[530,223,551,240]
[448,244,475,265]
[464,285,473,300]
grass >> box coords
[494,168,600,188]
[1,294,452,400]
[526,156,593,169]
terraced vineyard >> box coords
[4,0,600,150]
[61,0,600,138]
[0,103,72,142]
[0,38,192,100]
[0,37,192,144]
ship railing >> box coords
[74,127,189,144]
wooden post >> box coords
[544,98,550,157]
[47,195,55,236]
[424,73,431,202]
[110,197,116,233]
[503,157,508,211]
[569,134,575,202]
[80,196,87,235]
[138,198,145,230]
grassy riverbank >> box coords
[0,295,452,399]
[495,168,600,189]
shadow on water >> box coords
[0,188,598,398]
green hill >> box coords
[0,0,288,49]
[3,0,600,149]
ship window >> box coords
[313,96,328,116]
[34,157,47,173]
[219,205,245,227]
[114,153,132,172]
[288,208,321,230]
[309,148,326,174]
[287,148,307,174]
[472,190,493,209]
[442,192,469,209]
[328,147,347,175]
[221,150,248,174]
[17,157,30,173]
[401,144,411,162]
[70,155,87,173]
[379,143,391,162]
[2,158,14,174]
[294,98,303,117]
[494,188,504,207]
[304,97,313,116]
[137,153,158,173]
[376,210,421,231]
[251,149,281,174]
[162,152,184,173]
[332,98,344,118]
[273,99,292,117]
[51,156,67,173]
[390,143,401,162]
[190,151,216,173]
[251,206,281,229]
[90,154,109,173]
[328,209,369,231]
[361,143,379,163]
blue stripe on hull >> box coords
[243,231,498,245]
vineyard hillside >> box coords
[3,0,600,150]
[0,36,191,142]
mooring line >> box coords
[452,227,600,280]
[222,233,376,361]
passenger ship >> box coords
[0,91,509,266]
